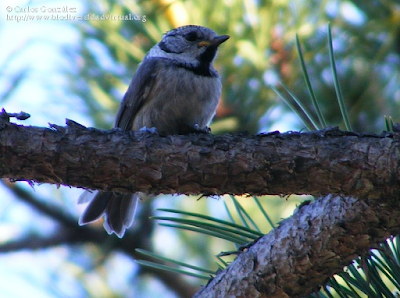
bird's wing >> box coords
[114,58,160,130]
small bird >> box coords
[78,25,229,237]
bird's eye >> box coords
[184,31,198,42]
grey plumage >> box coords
[78,25,229,237]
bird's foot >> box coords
[192,124,211,134]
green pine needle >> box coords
[384,115,394,132]
[134,260,211,280]
[327,23,352,131]
[270,83,317,131]
[252,196,275,229]
[280,82,320,130]
[157,222,250,244]
[216,255,229,267]
[152,215,260,240]
[155,209,263,237]
[229,195,261,232]
[135,248,215,274]
[296,33,326,129]
[230,195,250,228]
[223,201,237,224]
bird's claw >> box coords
[139,126,159,135]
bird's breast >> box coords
[133,65,222,135]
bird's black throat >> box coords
[182,47,219,77]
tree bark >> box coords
[1,118,400,199]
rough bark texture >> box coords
[195,195,400,297]
[1,118,400,199]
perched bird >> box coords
[78,25,229,237]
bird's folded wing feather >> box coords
[114,58,160,130]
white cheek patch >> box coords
[147,45,201,68]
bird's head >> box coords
[148,25,229,72]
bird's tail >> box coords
[78,190,139,238]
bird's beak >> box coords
[198,35,230,48]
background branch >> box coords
[0,182,196,298]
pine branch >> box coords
[195,195,400,297]
[1,117,399,199]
